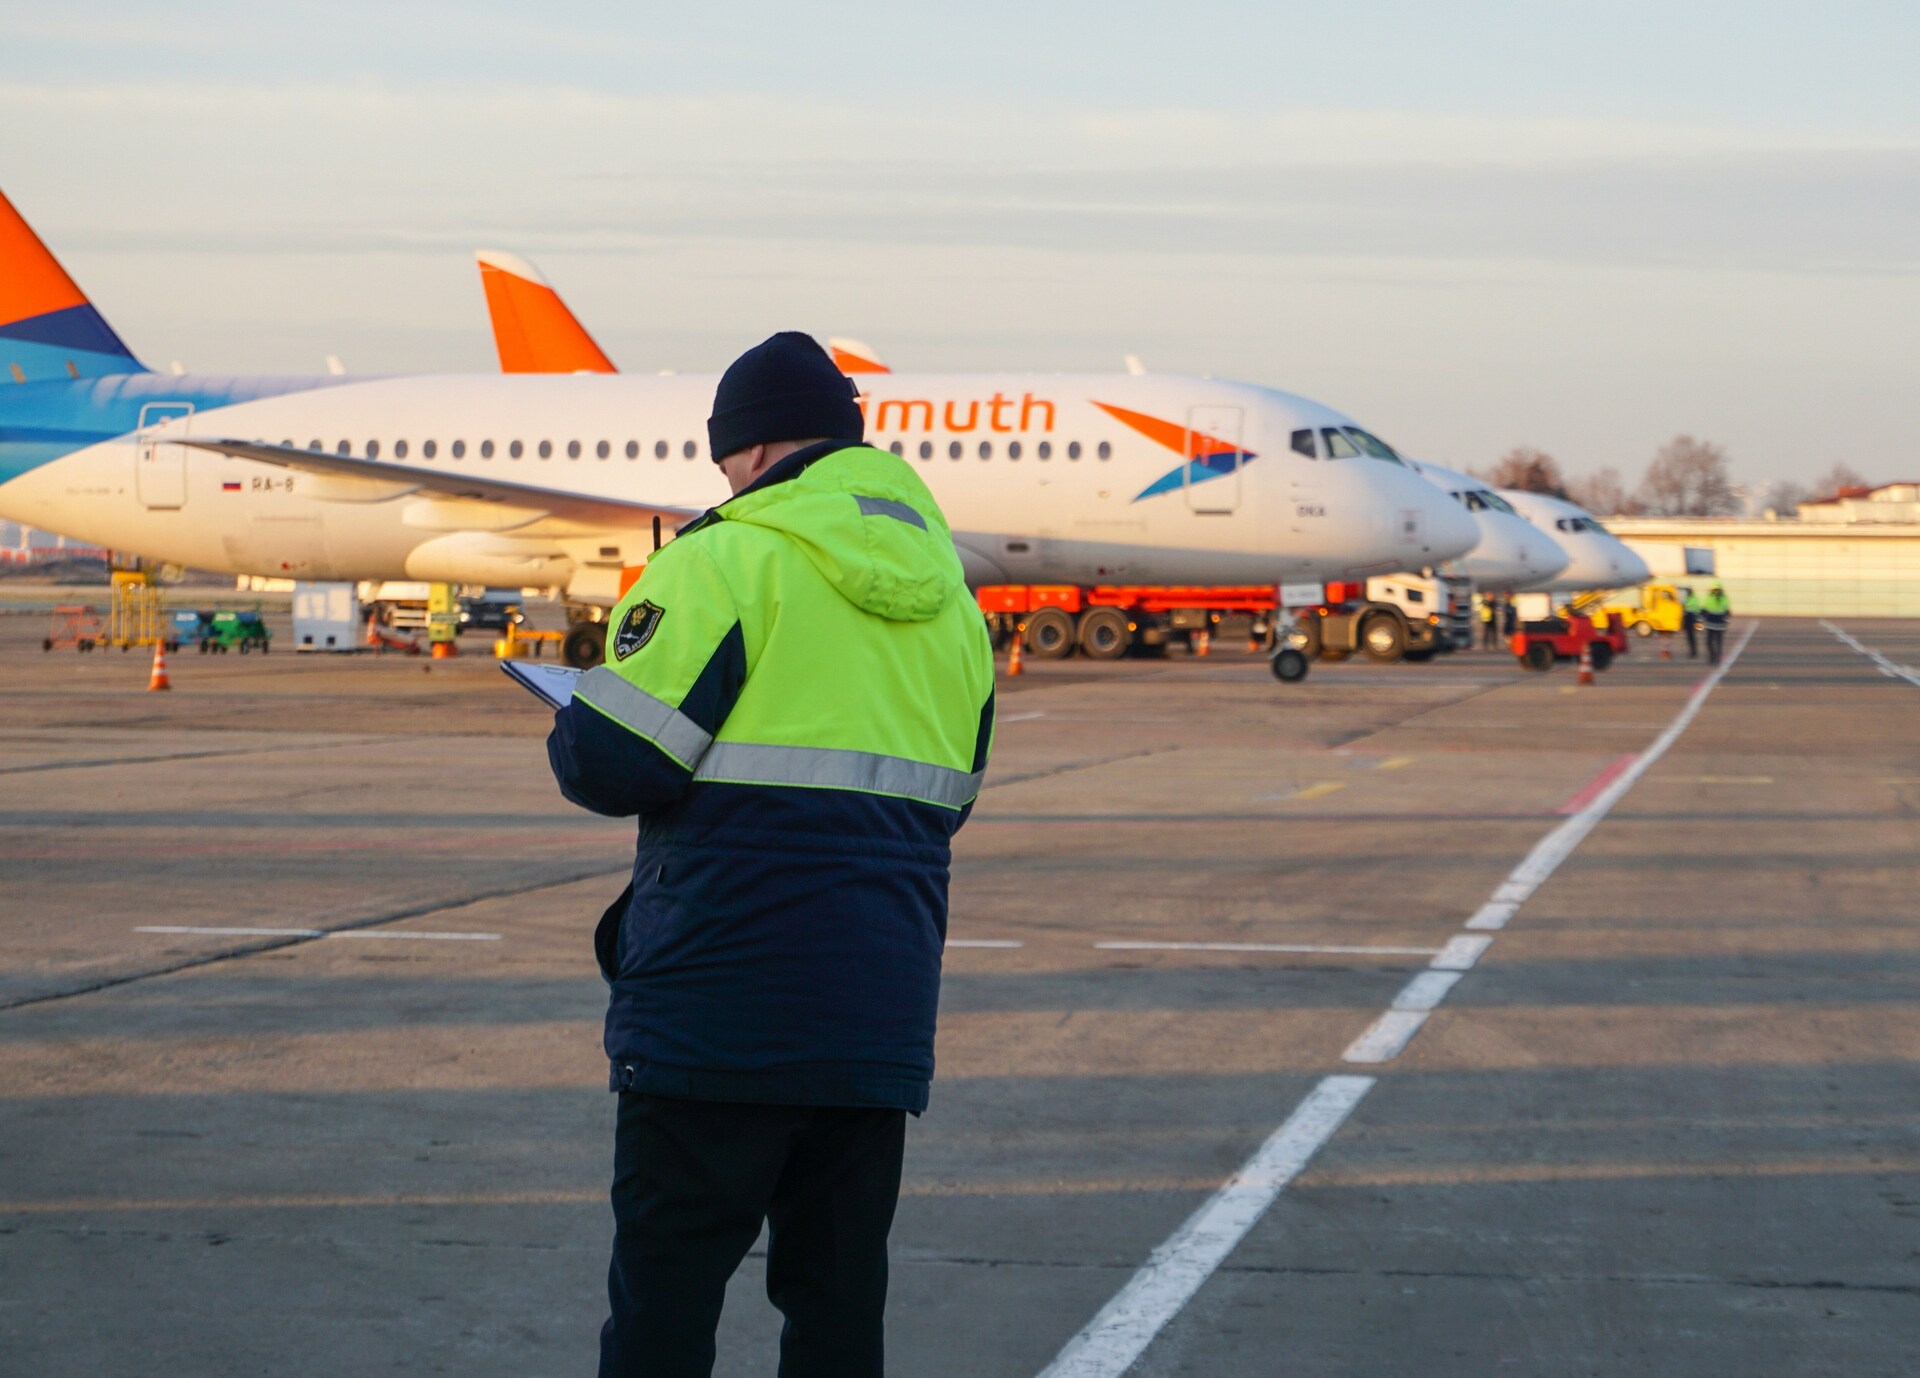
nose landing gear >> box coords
[1269,647,1310,683]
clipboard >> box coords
[500,659,584,709]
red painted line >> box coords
[1557,753,1639,816]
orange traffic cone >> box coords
[430,640,456,660]
[1194,629,1211,657]
[1659,634,1672,661]
[1007,624,1024,677]
[1577,644,1595,686]
[147,642,172,692]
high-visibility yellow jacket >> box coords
[548,441,995,1111]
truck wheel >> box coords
[1590,641,1615,672]
[1633,619,1654,638]
[562,621,607,670]
[1076,607,1130,661]
[1361,615,1407,664]
[1270,647,1310,683]
[1522,642,1555,672]
[1023,607,1075,660]
[1293,617,1322,658]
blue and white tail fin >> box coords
[0,189,145,382]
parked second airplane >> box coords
[0,191,1476,666]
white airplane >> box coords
[1400,458,1570,592]
[0,192,1476,667]
[1497,488,1650,592]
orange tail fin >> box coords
[476,250,615,374]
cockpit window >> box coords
[1555,516,1599,534]
[1321,427,1359,459]
[1459,491,1486,512]
[1342,427,1406,465]
[1290,429,1317,459]
[1478,490,1518,515]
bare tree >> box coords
[1485,447,1570,499]
[1767,480,1807,516]
[1636,435,1738,517]
[1567,466,1638,516]
[1809,462,1870,500]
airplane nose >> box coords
[1408,471,1479,562]
[1508,514,1571,584]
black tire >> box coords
[1270,647,1310,683]
[1076,607,1130,660]
[1589,641,1614,672]
[1522,642,1555,672]
[562,621,607,670]
[1361,614,1407,664]
[1023,607,1075,660]
[1632,619,1654,638]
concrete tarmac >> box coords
[1,615,1915,1376]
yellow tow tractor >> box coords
[1602,582,1695,639]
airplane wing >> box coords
[174,436,701,530]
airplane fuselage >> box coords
[0,371,1477,600]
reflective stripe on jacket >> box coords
[548,440,996,1112]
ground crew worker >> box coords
[1681,586,1701,658]
[1479,595,1499,650]
[1699,582,1732,665]
[546,332,996,1377]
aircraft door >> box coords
[1183,405,1243,514]
[135,402,194,509]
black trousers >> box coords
[600,1094,906,1378]
[1684,616,1698,657]
[1706,627,1726,664]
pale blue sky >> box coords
[4,3,1915,489]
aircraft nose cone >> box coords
[1420,479,1480,561]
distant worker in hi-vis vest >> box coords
[1699,583,1732,665]
[1681,586,1702,658]
[547,333,996,1377]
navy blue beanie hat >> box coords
[707,331,865,462]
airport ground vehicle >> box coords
[457,594,525,634]
[206,610,272,654]
[1510,603,1628,672]
[978,585,1281,660]
[1602,582,1693,637]
[1290,573,1473,665]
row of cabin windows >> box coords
[295,437,1116,463]
[302,438,704,461]
[885,438,1110,462]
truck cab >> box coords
[1292,571,1474,664]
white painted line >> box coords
[1822,620,1920,687]
[1095,941,1440,956]
[1431,935,1493,972]
[948,939,1024,949]
[1391,969,1462,1011]
[331,930,502,942]
[138,926,323,937]
[999,710,1048,723]
[1466,621,1758,936]
[136,926,501,942]
[1341,1010,1430,1064]
[1035,1074,1374,1378]
[1464,900,1517,931]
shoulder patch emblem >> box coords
[612,600,665,659]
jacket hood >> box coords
[720,446,966,622]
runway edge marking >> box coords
[1036,623,1758,1377]
[1821,619,1920,687]
[1033,1074,1374,1378]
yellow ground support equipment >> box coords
[102,566,175,652]
[494,626,566,660]
[1601,582,1693,639]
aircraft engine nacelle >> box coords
[403,531,572,588]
